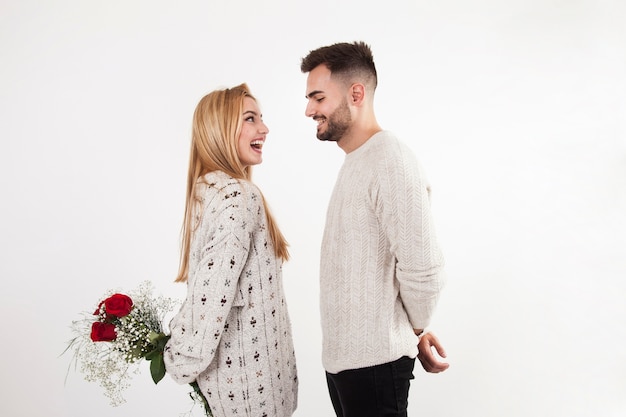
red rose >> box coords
[90,322,117,342]
[103,293,133,317]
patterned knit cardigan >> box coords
[164,170,298,417]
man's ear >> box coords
[350,83,365,105]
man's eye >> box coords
[317,97,324,103]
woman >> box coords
[164,84,298,417]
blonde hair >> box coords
[175,83,289,283]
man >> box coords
[301,41,449,417]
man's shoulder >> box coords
[368,130,412,155]
[364,131,418,168]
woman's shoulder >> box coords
[198,171,261,203]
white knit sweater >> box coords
[320,131,445,374]
[164,171,298,417]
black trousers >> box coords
[325,356,416,417]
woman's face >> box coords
[237,96,269,168]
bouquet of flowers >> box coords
[63,281,211,416]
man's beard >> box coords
[317,99,351,142]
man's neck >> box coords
[338,125,382,154]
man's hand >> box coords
[417,332,449,373]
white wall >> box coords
[1,1,625,416]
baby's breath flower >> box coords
[64,281,179,407]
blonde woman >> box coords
[164,84,298,417]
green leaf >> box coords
[145,347,159,361]
[145,334,170,361]
[148,331,169,345]
[150,352,167,384]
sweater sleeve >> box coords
[374,144,445,330]
[163,182,254,384]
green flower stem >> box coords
[190,381,212,417]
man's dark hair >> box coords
[300,41,378,89]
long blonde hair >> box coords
[175,83,289,283]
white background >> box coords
[1,1,625,416]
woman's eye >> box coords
[245,116,254,122]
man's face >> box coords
[304,65,352,142]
